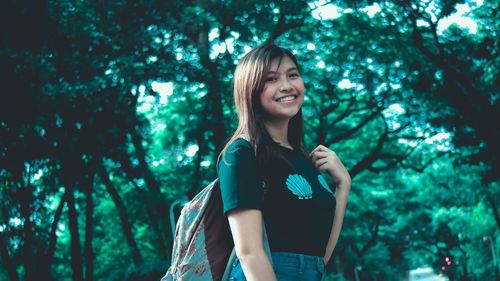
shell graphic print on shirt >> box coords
[285,174,334,199]
[218,139,337,257]
[286,174,313,199]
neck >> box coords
[264,119,291,147]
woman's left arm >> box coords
[309,145,351,265]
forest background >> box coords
[0,0,498,281]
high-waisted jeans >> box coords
[228,251,326,281]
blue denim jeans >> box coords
[228,252,326,281]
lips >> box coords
[275,95,298,102]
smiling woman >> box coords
[259,55,304,124]
[215,44,351,281]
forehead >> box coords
[267,55,297,73]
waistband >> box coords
[271,251,326,274]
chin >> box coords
[273,110,301,120]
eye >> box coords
[265,76,277,82]
[289,72,300,78]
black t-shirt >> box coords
[218,138,336,257]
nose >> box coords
[279,78,293,92]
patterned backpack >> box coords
[161,178,272,281]
[160,179,234,281]
[161,138,271,281]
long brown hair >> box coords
[217,44,305,175]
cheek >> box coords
[260,86,275,101]
[297,80,305,93]
[258,89,272,110]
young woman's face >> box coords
[259,55,304,121]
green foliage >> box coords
[0,0,498,281]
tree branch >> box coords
[349,121,389,179]
[360,223,380,256]
[351,222,380,257]
[400,151,450,173]
[327,107,383,145]
[265,9,304,43]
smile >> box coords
[275,95,297,103]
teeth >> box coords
[277,96,296,102]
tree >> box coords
[1,1,497,280]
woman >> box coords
[217,44,351,281]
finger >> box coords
[317,144,329,152]
[316,161,329,172]
[309,146,329,157]
[318,146,337,158]
[314,158,329,169]
[311,151,329,162]
[314,151,330,157]
[308,146,321,157]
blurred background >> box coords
[0,0,498,280]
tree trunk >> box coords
[19,169,37,281]
[206,66,225,154]
[0,231,19,281]
[66,182,84,281]
[17,164,55,280]
[47,192,67,265]
[99,164,143,265]
[129,125,161,194]
[135,184,168,258]
[409,16,500,181]
[84,164,96,281]
[193,1,225,154]
[129,123,170,251]
[486,193,500,232]
[188,116,206,199]
[120,162,168,258]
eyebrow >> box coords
[266,67,299,74]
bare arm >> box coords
[309,144,351,264]
[324,181,350,264]
[227,209,277,281]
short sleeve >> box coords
[218,139,262,215]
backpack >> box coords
[161,178,271,281]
